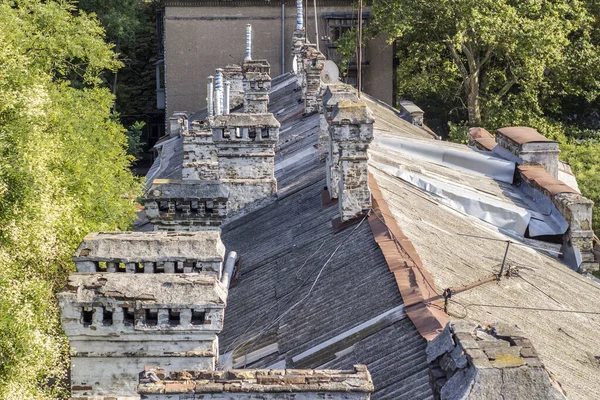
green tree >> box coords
[370,0,600,236]
[371,0,600,126]
[0,1,142,398]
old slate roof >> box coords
[217,74,435,400]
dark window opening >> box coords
[222,129,230,138]
[123,307,134,326]
[191,310,206,325]
[183,261,194,272]
[159,201,169,211]
[169,309,181,326]
[261,128,269,138]
[155,263,165,273]
[136,262,144,273]
[82,307,93,326]
[103,307,113,326]
[249,128,257,140]
[175,262,184,273]
[145,309,158,326]
[97,261,107,272]
[118,262,126,273]
[205,201,214,214]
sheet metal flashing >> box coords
[496,126,555,144]
[368,172,448,341]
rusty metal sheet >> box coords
[368,172,449,341]
[496,126,554,144]
[518,165,578,195]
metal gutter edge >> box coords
[367,172,449,341]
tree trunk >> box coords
[466,74,481,126]
[112,39,120,112]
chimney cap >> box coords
[145,179,229,200]
[212,113,280,129]
[331,100,374,125]
[73,230,226,263]
[322,84,359,109]
[496,126,556,145]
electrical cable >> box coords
[241,211,370,367]
[222,211,370,369]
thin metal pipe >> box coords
[357,0,362,97]
[281,1,286,74]
[313,0,319,51]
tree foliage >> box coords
[371,0,600,236]
[0,1,142,398]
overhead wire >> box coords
[222,211,370,369]
[241,211,370,368]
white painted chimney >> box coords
[224,81,231,115]
[245,24,252,62]
[296,0,303,30]
[215,69,224,116]
[207,76,214,118]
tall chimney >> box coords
[224,81,231,115]
[296,0,303,30]
[207,76,214,119]
[215,69,224,116]
[245,24,252,62]
[327,99,374,222]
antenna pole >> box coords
[313,0,319,51]
[357,0,363,97]
[498,241,511,280]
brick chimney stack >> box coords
[327,99,374,222]
[212,113,280,214]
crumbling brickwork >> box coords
[143,180,229,230]
[427,321,565,400]
[302,45,326,114]
[212,113,280,213]
[182,121,218,181]
[138,365,373,399]
[59,232,228,398]
[326,98,374,222]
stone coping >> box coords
[518,165,578,196]
[331,100,374,125]
[138,365,373,394]
[61,273,227,306]
[145,180,229,200]
[73,231,225,262]
[212,113,280,128]
[496,126,556,145]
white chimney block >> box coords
[224,81,231,115]
[245,24,252,61]
[207,76,215,118]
